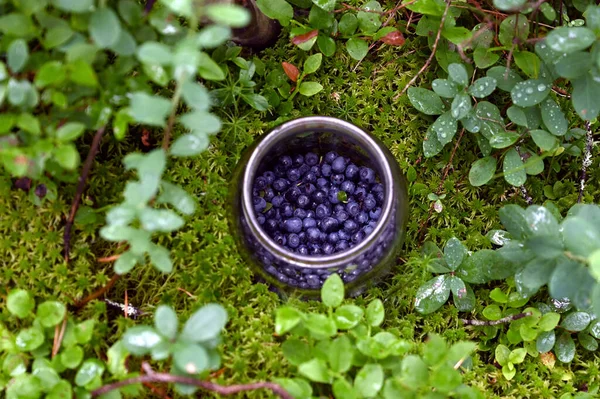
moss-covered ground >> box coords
[2,21,600,399]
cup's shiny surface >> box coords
[228,116,408,297]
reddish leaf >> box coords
[380,31,405,46]
[291,30,318,46]
[282,62,300,82]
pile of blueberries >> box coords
[252,150,384,255]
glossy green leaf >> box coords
[60,345,84,369]
[511,79,550,107]
[298,358,331,383]
[154,305,178,340]
[75,359,104,387]
[89,8,121,48]
[7,39,28,73]
[339,13,358,35]
[129,92,171,126]
[468,77,497,98]
[546,27,596,53]
[483,304,502,320]
[415,275,450,314]
[51,0,93,13]
[137,42,172,65]
[114,250,139,274]
[334,305,364,329]
[555,332,576,362]
[5,374,42,399]
[408,87,445,115]
[179,111,221,135]
[346,38,369,61]
[355,363,384,398]
[299,82,323,96]
[328,335,354,373]
[333,378,360,399]
[561,217,600,257]
[560,312,591,331]
[305,313,337,337]
[572,73,600,121]
[36,301,66,327]
[469,156,496,186]
[158,181,196,216]
[180,303,228,342]
[16,327,44,351]
[317,35,336,57]
[107,341,129,377]
[499,14,529,46]
[540,98,568,136]
[444,238,466,270]
[536,330,556,353]
[304,53,322,75]
[493,0,526,11]
[490,131,520,149]
[447,63,469,87]
[431,79,458,98]
[256,0,294,26]
[449,277,475,312]
[75,320,95,344]
[282,339,311,366]
[578,332,598,351]
[487,66,523,92]
[139,209,184,232]
[531,129,558,151]
[431,111,457,146]
[473,47,500,69]
[174,343,208,374]
[451,93,472,120]
[198,52,225,81]
[321,273,344,308]
[170,133,209,157]
[503,148,526,186]
[555,51,593,79]
[520,258,555,293]
[513,51,541,78]
[205,4,250,28]
[56,122,85,142]
[7,289,35,318]
[122,326,163,355]
[366,299,384,327]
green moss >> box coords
[1,25,599,399]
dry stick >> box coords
[393,0,452,101]
[92,363,293,399]
[74,274,120,309]
[63,126,106,262]
[51,316,68,358]
[578,121,594,203]
[461,312,533,326]
[98,254,122,263]
[416,129,465,243]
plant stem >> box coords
[461,312,532,326]
[92,363,293,399]
[578,121,594,203]
[74,274,120,309]
[162,81,184,151]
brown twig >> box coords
[578,121,594,203]
[162,111,177,151]
[52,316,68,358]
[92,363,293,399]
[74,274,120,309]
[124,289,129,319]
[98,254,122,263]
[461,312,533,326]
[177,287,197,299]
[64,126,106,262]
[394,0,452,100]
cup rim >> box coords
[241,116,395,268]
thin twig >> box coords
[394,0,452,101]
[461,312,533,326]
[74,274,120,309]
[124,289,129,319]
[98,254,122,263]
[177,287,197,299]
[64,126,106,262]
[52,316,68,358]
[578,121,594,203]
[92,363,293,399]
[162,83,184,150]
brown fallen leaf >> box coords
[540,351,556,369]
[282,62,300,82]
[291,29,318,45]
[381,31,405,46]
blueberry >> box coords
[356,212,369,224]
[264,187,275,201]
[345,164,359,180]
[288,233,300,248]
[298,232,307,243]
[327,232,340,244]
[285,186,302,202]
[302,183,316,195]
[346,201,360,216]
[294,208,308,219]
[252,188,260,197]
[334,210,349,222]
[338,229,350,241]
[274,232,287,246]
[303,172,317,183]
[375,191,385,205]
[310,165,321,176]
[363,194,377,211]
[287,168,301,182]
[372,183,384,193]
[369,207,382,220]
[357,181,369,189]
[299,164,310,177]
[274,164,287,177]
[279,155,293,169]
[328,188,341,204]
[303,217,317,229]
[315,203,331,219]
[281,203,294,218]
[263,171,276,185]
[273,178,289,192]
[305,152,319,166]
[336,240,349,251]
[283,217,303,233]
[354,187,367,201]
[334,204,345,212]
[253,196,267,212]
[332,156,347,173]
[316,177,329,188]
[323,243,335,255]
[340,181,355,194]
[359,167,376,183]
[351,230,365,244]
[264,207,277,220]
[307,274,320,286]
[254,176,267,190]
[312,190,327,204]
[309,246,322,255]
[331,174,345,185]
[320,232,327,241]
[272,195,284,208]
[325,151,338,164]
[363,225,375,236]
[320,217,339,233]
[297,194,310,209]
[256,214,265,225]
[298,245,309,255]
[264,218,278,232]
[344,219,359,233]
[321,163,332,177]
[293,154,304,166]
[307,227,321,242]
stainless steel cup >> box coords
[228,116,408,297]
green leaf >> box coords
[205,4,250,28]
[274,378,313,399]
[137,42,172,65]
[0,13,36,37]
[499,14,529,46]
[15,113,39,135]
[7,39,28,73]
[36,301,66,327]
[154,306,178,340]
[511,79,550,107]
[538,312,560,331]
[408,87,445,115]
[60,345,84,369]
[531,129,558,151]
[339,13,358,35]
[282,339,311,366]
[305,313,337,338]
[107,341,129,377]
[5,374,42,399]
[56,122,86,142]
[536,330,556,353]
[68,59,98,87]
[148,244,173,273]
[487,66,523,92]
[3,354,26,377]
[114,250,139,274]
[129,92,172,126]
[432,79,458,98]
[171,132,209,157]
[468,77,497,98]
[555,51,593,79]
[444,238,466,270]
[495,344,511,366]
[16,327,44,351]
[346,38,369,61]
[89,8,122,48]
[158,181,196,216]
[45,25,74,49]
[333,378,360,399]
[449,276,475,312]
[174,343,208,374]
[483,304,503,320]
[499,204,531,240]
[451,93,472,120]
[414,275,450,314]
[334,305,364,329]
[503,148,526,187]
[432,111,458,145]
[431,366,462,393]
[75,320,95,344]
[298,359,331,383]
[357,5,382,34]
[423,125,444,158]
[196,25,232,48]
[122,326,162,355]
[328,335,354,373]
[75,359,104,387]
[7,289,34,318]
[562,216,600,257]
[198,52,225,81]
[51,0,93,13]
[35,61,66,88]
[509,348,527,364]
[555,332,576,362]
[506,106,528,127]
[406,0,446,16]
[180,303,228,342]
[398,355,428,389]
[448,63,469,87]
[469,156,496,186]
[139,209,184,232]
[578,332,598,351]
[520,258,555,292]
[560,312,591,331]
[303,53,322,75]
[490,287,509,303]
[321,274,344,307]
[179,111,221,135]
[299,82,323,96]
[256,0,294,26]
[490,131,520,149]
[473,47,500,69]
[513,51,541,78]
[572,73,600,120]
[355,363,384,398]
[181,81,210,111]
[540,98,567,136]
[493,0,526,11]
[366,299,384,326]
[55,144,80,170]
[317,35,336,57]
[545,27,596,53]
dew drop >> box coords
[537,84,546,91]
[525,87,534,94]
